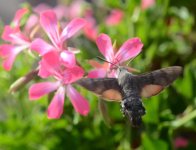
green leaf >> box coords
[142,133,168,150]
[143,97,160,124]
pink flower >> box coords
[65,0,84,19]
[33,3,66,20]
[25,4,66,36]
[33,1,84,21]
[33,3,51,14]
[83,9,98,41]
[12,8,29,27]
[141,0,155,10]
[174,137,188,149]
[0,8,31,71]
[29,51,90,118]
[105,9,124,26]
[88,34,143,78]
[31,10,86,56]
[24,14,39,33]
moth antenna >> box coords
[96,56,119,68]
[125,57,141,73]
[126,58,133,66]
[126,51,143,67]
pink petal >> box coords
[60,18,86,41]
[2,26,19,42]
[33,3,51,14]
[84,9,94,20]
[1,26,15,41]
[54,5,66,20]
[34,4,66,20]
[40,10,60,48]
[0,44,13,57]
[47,86,65,119]
[38,51,61,78]
[0,44,20,71]
[2,55,16,71]
[67,85,89,116]
[96,34,114,62]
[31,38,54,56]
[2,26,30,44]
[29,81,60,100]
[66,0,83,19]
[83,20,98,41]
[25,14,39,32]
[62,66,84,84]
[87,69,107,78]
[89,60,108,69]
[13,8,29,27]
[60,51,76,68]
[141,0,155,10]
[115,38,143,63]
[174,137,188,148]
[105,9,124,26]
[38,63,52,78]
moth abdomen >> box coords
[121,96,146,127]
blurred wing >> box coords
[136,66,183,98]
[76,78,122,102]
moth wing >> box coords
[140,85,164,98]
[136,66,183,98]
[76,78,122,102]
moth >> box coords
[76,66,183,127]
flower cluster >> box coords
[0,3,143,119]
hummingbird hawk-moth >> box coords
[76,66,183,127]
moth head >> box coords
[121,98,146,127]
[116,66,128,77]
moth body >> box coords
[117,67,146,127]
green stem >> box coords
[171,109,196,128]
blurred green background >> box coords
[0,0,196,149]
